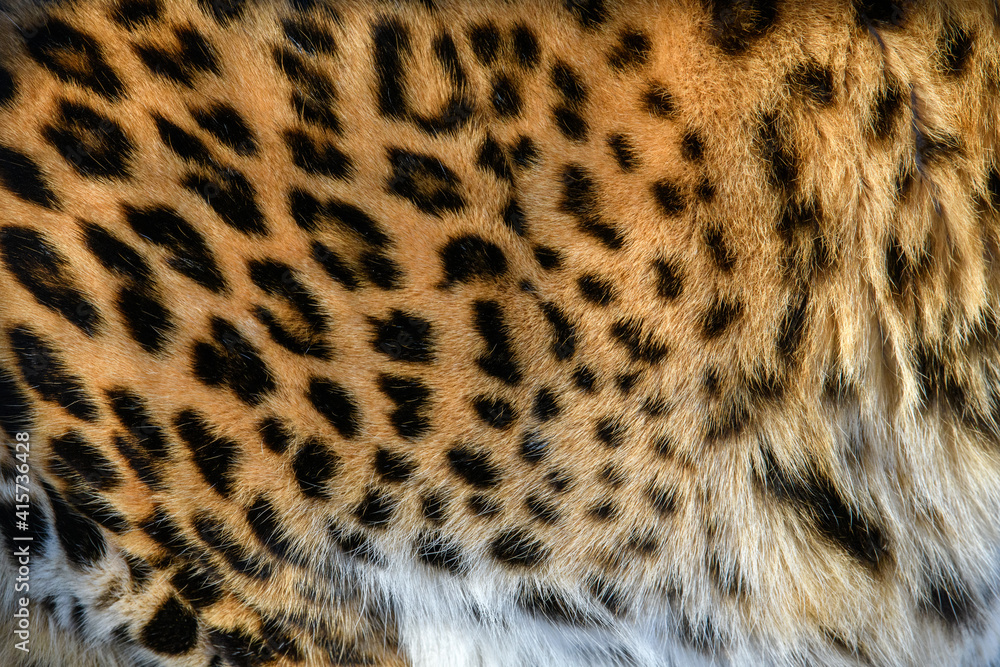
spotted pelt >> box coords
[2,0,1000,665]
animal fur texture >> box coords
[1,0,1000,665]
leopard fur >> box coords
[1,0,1000,665]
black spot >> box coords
[552,62,587,104]
[192,103,257,156]
[307,378,361,439]
[573,365,597,392]
[283,129,353,180]
[533,388,561,422]
[82,222,152,285]
[704,392,752,441]
[510,135,539,168]
[355,488,397,528]
[9,326,100,421]
[533,245,562,271]
[245,497,295,561]
[447,445,501,488]
[938,21,974,77]
[311,240,360,290]
[282,17,337,56]
[595,416,627,448]
[118,283,176,354]
[209,628,275,667]
[777,291,809,361]
[415,532,465,574]
[374,448,417,483]
[258,417,293,455]
[140,595,198,655]
[501,198,529,237]
[433,32,466,88]
[438,235,509,288]
[197,0,246,24]
[43,480,106,566]
[519,431,550,464]
[869,80,903,141]
[519,586,595,626]
[788,61,835,105]
[473,300,522,385]
[552,106,588,142]
[598,464,627,487]
[470,395,517,431]
[329,524,383,565]
[477,135,512,182]
[171,564,223,608]
[696,178,716,202]
[644,83,676,118]
[0,364,33,439]
[616,371,641,394]
[106,389,168,461]
[565,0,607,29]
[491,75,522,119]
[490,527,548,567]
[124,204,227,293]
[853,0,909,28]
[273,46,342,134]
[653,259,683,300]
[388,148,464,216]
[540,302,577,361]
[43,100,134,180]
[372,18,410,118]
[589,577,628,616]
[25,19,124,100]
[249,260,329,333]
[511,24,540,69]
[473,485,518,515]
[700,387,724,421]
[0,65,14,106]
[140,508,193,556]
[681,131,705,161]
[51,431,121,491]
[113,433,163,491]
[652,180,686,216]
[421,492,449,524]
[577,274,615,305]
[702,297,743,338]
[173,410,239,497]
[704,225,736,271]
[359,249,404,290]
[378,374,432,439]
[606,133,638,172]
[321,200,391,248]
[759,447,888,569]
[191,317,275,406]
[922,571,975,628]
[1,227,101,336]
[916,132,961,167]
[369,310,435,363]
[193,513,269,578]
[608,29,651,70]
[647,484,678,516]
[469,22,501,65]
[526,494,561,525]
[134,26,220,87]
[0,146,58,209]
[706,0,779,54]
[292,437,340,499]
[154,115,211,165]
[561,164,624,250]
[610,318,670,363]
[758,112,798,193]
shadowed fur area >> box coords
[2,0,1000,665]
